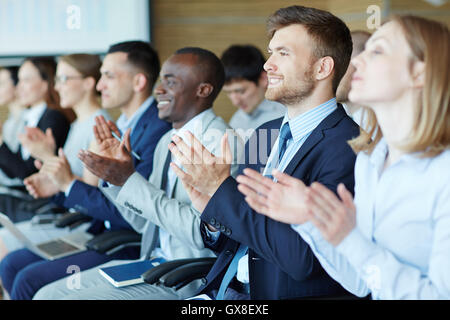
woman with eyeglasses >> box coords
[0,54,111,260]
[0,57,71,222]
[237,15,450,299]
[20,54,111,186]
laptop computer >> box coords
[0,212,93,260]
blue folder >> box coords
[99,257,166,287]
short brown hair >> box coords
[267,5,353,93]
[59,54,101,83]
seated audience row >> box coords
[0,4,447,301]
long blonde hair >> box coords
[349,15,450,158]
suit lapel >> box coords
[172,109,217,196]
[282,105,346,176]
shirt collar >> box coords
[369,137,430,174]
[23,102,47,126]
[172,108,214,138]
[116,96,154,135]
[281,98,337,143]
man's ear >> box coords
[133,73,148,92]
[197,83,214,98]
[411,61,425,89]
[315,56,334,81]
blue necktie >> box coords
[216,244,248,300]
[278,122,292,162]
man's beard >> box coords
[265,67,316,106]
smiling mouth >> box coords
[267,77,283,87]
[157,100,171,108]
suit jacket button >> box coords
[224,250,232,256]
[210,218,216,225]
[201,277,207,285]
[220,225,226,232]
[225,229,232,236]
[214,222,221,229]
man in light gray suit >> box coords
[34,47,243,300]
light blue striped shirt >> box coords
[262,98,338,177]
[237,98,338,283]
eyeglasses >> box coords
[55,75,84,84]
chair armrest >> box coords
[85,229,142,254]
[141,257,215,285]
[54,211,92,229]
[0,185,33,200]
[159,258,216,290]
[35,202,68,215]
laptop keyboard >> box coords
[36,240,79,256]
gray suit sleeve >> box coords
[114,172,206,250]
[99,182,150,234]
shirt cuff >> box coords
[64,179,77,197]
[336,227,376,269]
[204,224,220,242]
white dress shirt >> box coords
[151,108,217,261]
[20,102,47,160]
[293,138,450,299]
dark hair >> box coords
[267,5,353,93]
[221,44,266,84]
[108,40,160,91]
[23,56,75,122]
[174,47,225,103]
[3,66,20,86]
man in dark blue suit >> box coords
[169,6,361,299]
[0,41,171,300]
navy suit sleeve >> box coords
[201,177,317,281]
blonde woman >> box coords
[237,16,450,299]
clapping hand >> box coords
[305,182,357,246]
[168,131,232,196]
[78,115,135,186]
[18,127,56,161]
[237,168,311,224]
